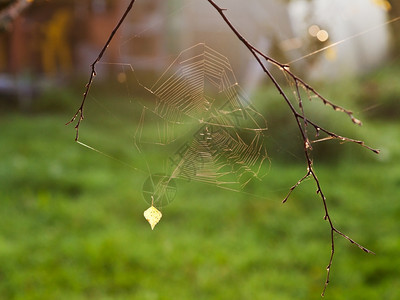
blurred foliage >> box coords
[0,63,399,299]
[388,0,400,54]
[356,63,400,120]
[31,85,80,113]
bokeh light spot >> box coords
[117,72,127,83]
[317,30,329,42]
[308,24,320,37]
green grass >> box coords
[0,80,399,299]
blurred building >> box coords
[0,0,392,93]
[0,0,170,105]
[0,0,168,77]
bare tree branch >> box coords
[66,0,136,141]
[0,0,32,28]
[205,0,377,296]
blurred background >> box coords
[0,0,399,299]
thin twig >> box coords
[250,40,362,126]
[282,169,310,203]
[0,0,32,27]
[205,0,376,296]
[66,0,136,141]
[298,116,380,154]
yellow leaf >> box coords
[144,205,162,230]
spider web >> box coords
[134,44,269,206]
[81,43,270,208]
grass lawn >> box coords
[0,83,399,299]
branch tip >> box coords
[352,117,362,126]
[67,0,136,141]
